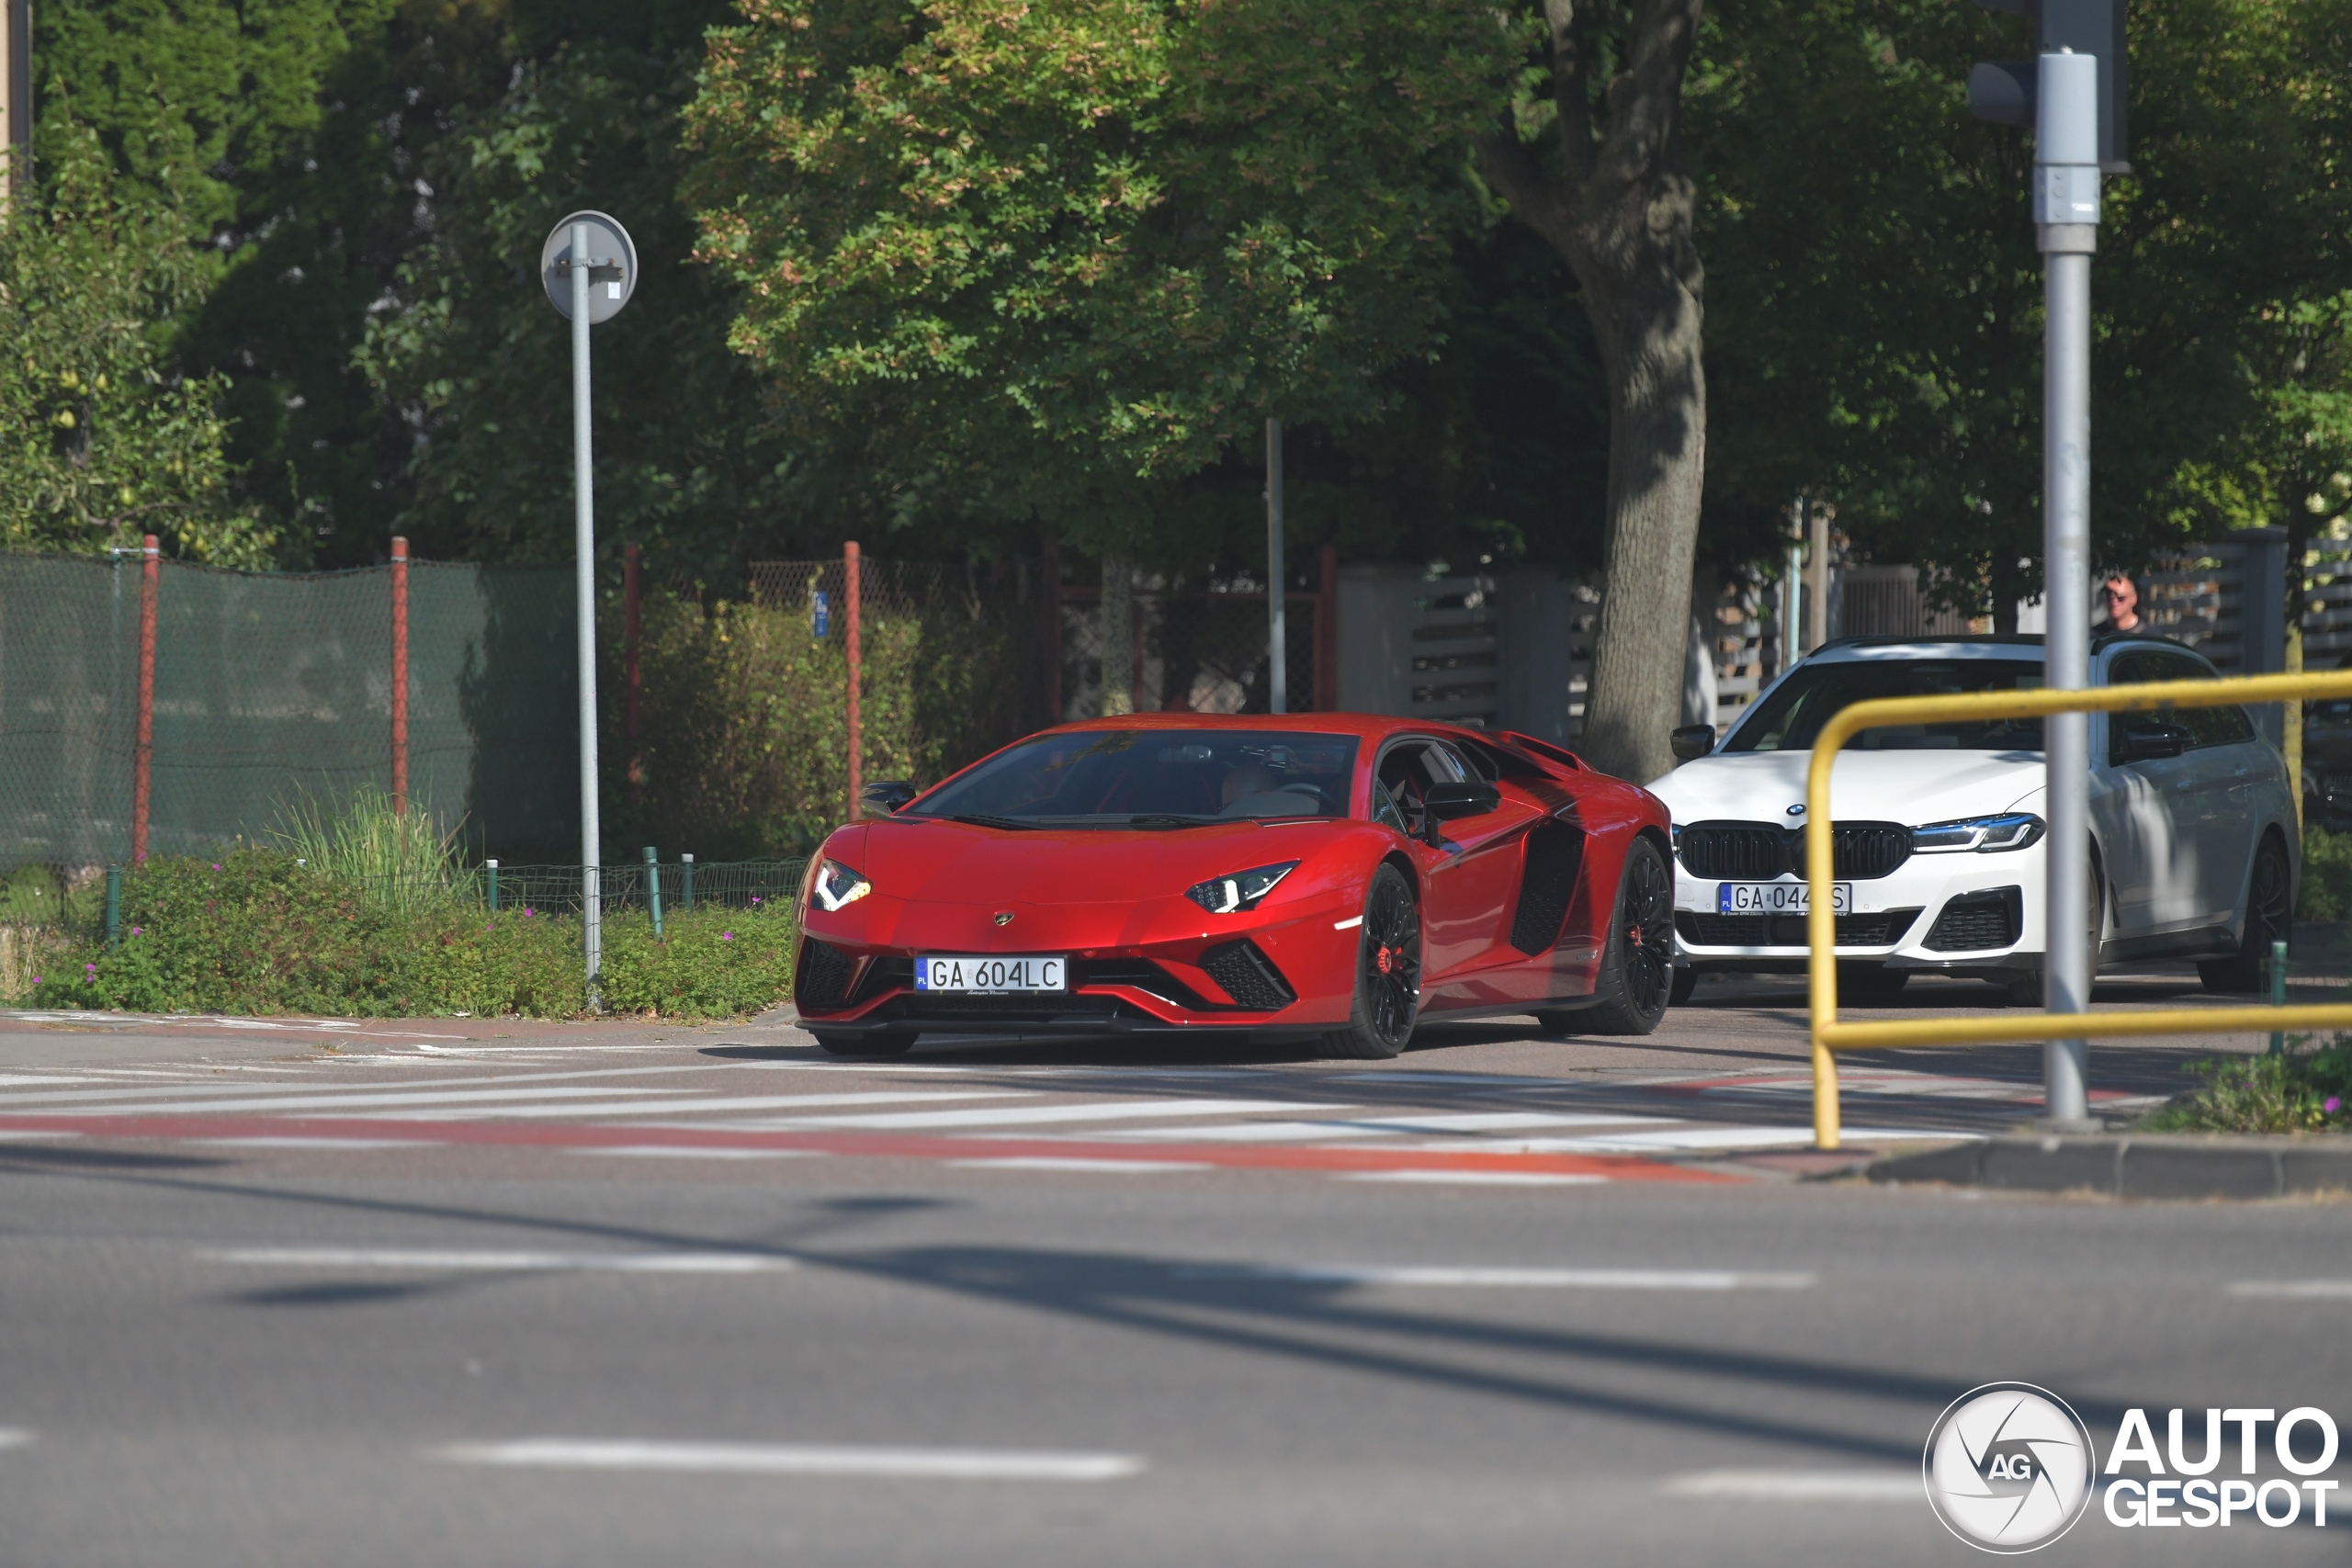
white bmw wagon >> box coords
[1648,635,2299,1004]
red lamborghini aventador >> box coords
[793,715,1675,1058]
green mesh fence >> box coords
[0,554,577,870]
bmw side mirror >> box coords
[861,780,919,816]
[1670,724,1715,763]
[2121,724,2188,763]
[1424,782,1501,821]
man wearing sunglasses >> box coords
[2099,573,2143,632]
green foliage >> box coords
[612,588,1033,857]
[684,0,1511,552]
[0,127,276,563]
[9,847,797,1019]
[1690,0,2352,605]
[266,784,467,911]
[2141,1033,2352,1134]
[2298,824,2352,921]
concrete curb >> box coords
[1868,1135,2352,1200]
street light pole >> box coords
[2037,51,2101,1127]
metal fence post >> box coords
[132,535,157,864]
[845,541,864,822]
[679,852,694,912]
[644,844,663,938]
[105,865,121,949]
[390,536,410,815]
[1266,417,1286,714]
[624,540,641,803]
[2270,939,2290,1055]
[486,859,500,914]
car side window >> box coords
[2104,650,2161,765]
[1425,742,1475,785]
[2145,650,2256,748]
[1370,777,1410,835]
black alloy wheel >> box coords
[1547,837,1674,1037]
[2199,835,2294,994]
[1323,864,1422,1059]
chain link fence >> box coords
[0,553,577,873]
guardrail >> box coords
[1804,668,2352,1149]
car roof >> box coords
[1044,711,1480,742]
[1806,632,2208,663]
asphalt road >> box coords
[1,976,2344,1566]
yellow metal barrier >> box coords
[1804,668,2352,1149]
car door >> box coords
[2096,648,2208,934]
[2143,646,2267,926]
[1422,737,1546,975]
[1373,739,1518,983]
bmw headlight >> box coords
[1910,813,2045,853]
[809,858,873,912]
[1185,861,1298,915]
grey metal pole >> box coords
[2036,51,2101,1126]
[571,220,602,996]
[1266,417,1286,714]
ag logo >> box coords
[1924,1382,2097,1553]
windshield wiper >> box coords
[947,813,1040,831]
[1128,814,1220,829]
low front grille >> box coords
[1676,821,1914,881]
[903,992,1125,1021]
[795,938,856,1010]
[1922,888,2024,952]
[1676,909,1922,948]
[1200,940,1296,1010]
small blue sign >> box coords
[812,590,830,639]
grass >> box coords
[2139,1033,2352,1134]
[2300,824,2352,920]
[4,846,797,1021]
[268,784,469,913]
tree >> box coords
[684,0,1509,711]
[0,127,274,563]
[1471,0,1708,784]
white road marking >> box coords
[0,1060,769,1109]
[0,1076,107,1088]
[745,1098,1351,1132]
[1335,1170,1607,1187]
[1331,1070,1596,1089]
[199,1137,443,1151]
[1184,1265,1815,1290]
[1414,1126,1973,1154]
[2227,1280,2352,1300]
[1333,916,1363,931]
[431,1438,1143,1481]
[1663,1470,1919,1502]
[39,1086,694,1118]
[1107,1111,1674,1144]
[950,1156,1212,1174]
[200,1248,793,1273]
[414,1090,1028,1121]
[0,1429,31,1450]
[0,1130,81,1142]
[1107,1121,1396,1144]
[572,1147,828,1161]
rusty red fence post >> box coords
[622,541,641,803]
[1043,539,1062,723]
[1315,545,1339,712]
[132,535,157,863]
[390,536,410,814]
[844,540,863,820]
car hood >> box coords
[858,817,1343,905]
[1646,749,2047,829]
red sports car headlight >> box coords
[809,858,873,913]
[1185,861,1297,915]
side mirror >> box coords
[861,780,919,816]
[1670,724,1715,763]
[2121,724,2188,763]
[1424,781,1502,821]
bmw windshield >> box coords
[1725,658,2046,752]
[910,730,1360,827]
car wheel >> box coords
[1669,966,1699,1007]
[1572,837,1675,1036]
[1838,961,1909,999]
[2198,834,2293,994]
[809,1030,915,1057]
[1323,863,1421,1060]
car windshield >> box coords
[910,730,1361,825]
[1724,658,2045,752]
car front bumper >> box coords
[1670,842,2048,974]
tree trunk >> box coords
[1099,549,1135,716]
[1474,0,1708,784]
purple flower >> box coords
[28,976,40,986]
[211,863,220,872]
[85,963,97,974]
[722,931,735,942]
[2328,1097,2344,1115]
[522,908,535,919]
[751,896,762,906]
[130,926,141,936]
